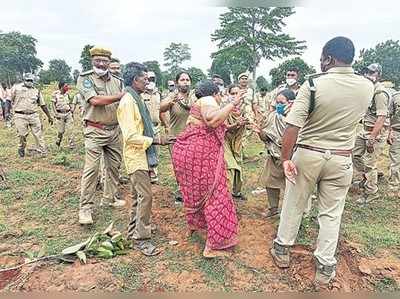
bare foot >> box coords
[202,247,232,258]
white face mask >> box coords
[218,85,225,94]
[93,66,108,77]
[146,82,156,91]
[286,78,297,86]
[24,81,34,88]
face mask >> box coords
[286,78,297,86]
[366,74,378,84]
[178,85,189,94]
[24,81,34,88]
[276,103,286,116]
[146,82,156,91]
[93,66,108,76]
[168,86,175,92]
[218,85,225,94]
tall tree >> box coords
[269,57,316,87]
[353,40,400,87]
[72,69,80,83]
[79,44,94,71]
[211,8,306,81]
[0,31,43,85]
[210,47,252,85]
[187,67,207,86]
[163,42,191,75]
[143,60,163,88]
[39,59,72,84]
[256,76,270,91]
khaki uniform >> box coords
[254,92,270,117]
[77,70,123,211]
[274,67,374,267]
[142,90,161,181]
[52,90,75,146]
[353,82,390,195]
[72,93,85,118]
[11,83,47,153]
[389,92,400,191]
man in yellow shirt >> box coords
[117,62,173,256]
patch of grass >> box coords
[194,257,229,290]
[374,277,399,292]
[7,170,41,186]
[297,207,318,246]
[112,261,143,291]
[51,152,70,167]
[65,195,80,207]
[0,189,15,205]
[22,227,47,241]
[45,237,77,255]
[0,223,8,233]
[32,185,54,200]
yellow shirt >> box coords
[117,93,153,175]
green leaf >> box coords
[61,239,90,255]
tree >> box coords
[256,76,270,91]
[73,69,80,83]
[211,8,306,81]
[210,47,252,85]
[269,57,316,87]
[187,67,207,86]
[143,60,163,88]
[0,31,43,85]
[353,40,400,87]
[38,59,72,84]
[79,44,94,71]
[163,42,191,75]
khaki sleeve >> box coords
[374,91,389,116]
[10,86,16,102]
[77,76,97,102]
[285,81,311,128]
[38,91,46,106]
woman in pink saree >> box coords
[172,80,245,258]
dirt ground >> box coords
[0,118,399,292]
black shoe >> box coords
[233,193,247,201]
[56,140,61,147]
[18,148,25,158]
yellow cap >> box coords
[89,46,112,58]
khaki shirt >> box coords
[52,90,71,111]
[286,67,374,150]
[141,90,161,124]
[363,82,390,128]
[254,93,270,114]
[390,92,400,131]
[163,90,196,137]
[262,112,286,159]
[11,83,45,113]
[77,70,123,126]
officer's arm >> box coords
[89,94,124,106]
[370,92,389,139]
[77,76,124,107]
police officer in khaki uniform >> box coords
[388,91,400,194]
[268,67,301,111]
[52,81,75,148]
[270,37,374,284]
[11,73,54,157]
[77,46,126,225]
[141,71,161,183]
[352,63,390,204]
[253,86,270,120]
[237,72,254,117]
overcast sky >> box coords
[1,0,399,79]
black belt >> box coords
[392,127,400,132]
[56,109,71,114]
[15,111,36,115]
[297,144,352,157]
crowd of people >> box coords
[1,35,399,285]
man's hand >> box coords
[387,130,394,145]
[282,160,297,185]
[153,135,176,145]
[48,117,54,126]
[366,137,376,153]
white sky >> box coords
[0,0,399,79]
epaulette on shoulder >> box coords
[305,72,326,80]
[111,73,123,81]
[80,70,94,76]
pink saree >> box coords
[172,105,238,250]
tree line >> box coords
[1,7,399,90]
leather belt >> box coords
[297,144,352,157]
[15,111,36,115]
[392,127,400,133]
[86,120,118,131]
[56,109,71,114]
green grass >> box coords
[374,277,400,292]
[112,261,143,292]
[194,257,229,290]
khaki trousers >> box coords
[228,169,242,195]
[275,148,353,266]
[389,130,400,191]
[352,131,387,194]
[56,112,75,145]
[128,170,153,240]
[80,126,122,210]
[14,112,47,152]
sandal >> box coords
[134,241,160,256]
[203,247,232,258]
